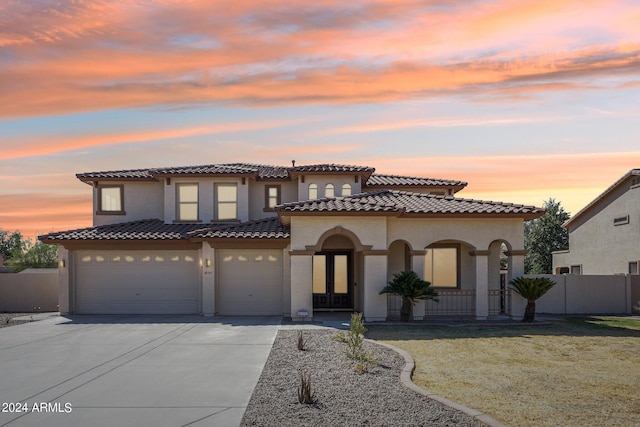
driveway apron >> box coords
[0,315,281,427]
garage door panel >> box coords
[218,249,283,316]
[75,250,199,314]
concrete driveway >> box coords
[0,315,281,427]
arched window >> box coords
[325,183,335,198]
[341,183,352,196]
[308,183,318,199]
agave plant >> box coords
[379,271,439,322]
[509,276,556,322]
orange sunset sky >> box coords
[1,0,639,240]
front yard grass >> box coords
[367,317,640,427]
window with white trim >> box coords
[341,183,352,196]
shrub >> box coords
[297,371,315,404]
[297,330,306,351]
[333,312,378,374]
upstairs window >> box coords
[629,261,639,275]
[308,183,318,200]
[341,183,352,196]
[216,183,237,221]
[98,185,124,214]
[570,265,582,275]
[325,183,335,198]
[177,183,199,221]
[265,185,281,210]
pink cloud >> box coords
[0,1,638,118]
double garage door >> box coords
[75,250,200,314]
[74,249,283,315]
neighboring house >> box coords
[39,162,543,320]
[553,169,640,276]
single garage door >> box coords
[217,249,283,315]
[75,250,200,314]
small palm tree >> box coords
[379,271,439,322]
[509,276,556,322]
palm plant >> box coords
[379,271,439,322]
[509,276,556,322]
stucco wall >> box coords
[296,174,362,201]
[290,216,388,250]
[163,177,249,223]
[387,217,524,252]
[248,180,297,220]
[0,270,58,312]
[553,185,640,274]
[523,274,631,314]
[94,181,164,226]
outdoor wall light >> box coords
[59,259,66,268]
[205,258,212,268]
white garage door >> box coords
[217,249,283,315]
[75,250,200,314]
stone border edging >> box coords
[369,339,508,427]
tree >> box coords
[0,229,23,261]
[379,271,439,321]
[524,198,570,274]
[6,239,58,272]
[509,276,556,322]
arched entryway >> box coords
[312,234,356,311]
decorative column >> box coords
[470,250,490,320]
[201,243,215,316]
[411,250,427,320]
[363,250,388,322]
[289,250,314,321]
[506,249,527,320]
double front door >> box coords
[312,251,353,309]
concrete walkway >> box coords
[0,315,281,427]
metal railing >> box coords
[488,288,511,315]
[424,290,476,317]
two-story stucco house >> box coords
[553,168,640,275]
[40,162,544,321]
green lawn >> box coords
[367,317,640,427]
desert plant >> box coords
[379,271,439,321]
[297,330,306,351]
[333,313,377,373]
[509,276,556,322]
[297,371,315,404]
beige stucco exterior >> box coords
[47,164,541,319]
[553,177,640,275]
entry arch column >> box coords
[470,250,490,320]
[363,250,388,322]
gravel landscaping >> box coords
[241,329,486,427]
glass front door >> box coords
[312,251,352,309]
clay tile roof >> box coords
[38,219,209,242]
[277,190,544,217]
[189,217,289,239]
[277,191,401,213]
[365,174,467,187]
[76,168,154,180]
[150,163,258,175]
[289,164,375,173]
